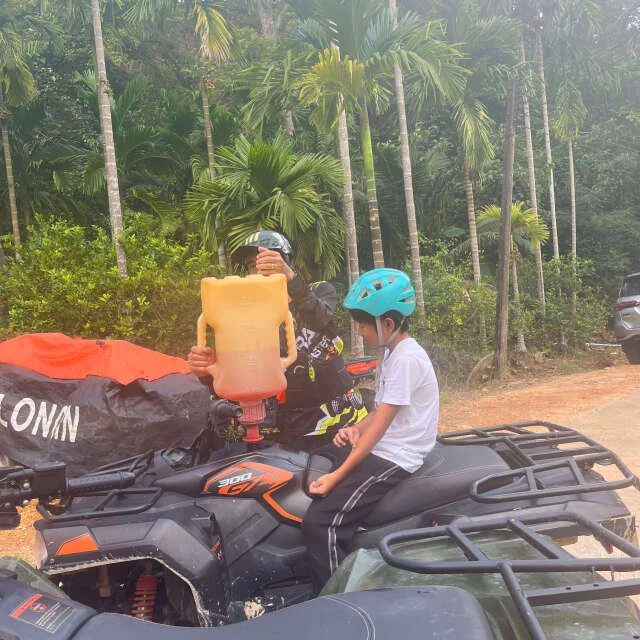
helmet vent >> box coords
[400,285,415,303]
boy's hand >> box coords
[187,346,215,377]
[308,472,340,497]
[333,426,360,448]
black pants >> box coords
[302,444,409,588]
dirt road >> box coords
[441,362,640,536]
[3,363,640,563]
[440,363,640,431]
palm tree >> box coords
[90,0,127,277]
[519,34,546,313]
[184,134,346,280]
[296,46,364,280]
[388,0,423,313]
[534,22,560,260]
[47,75,179,200]
[476,202,550,353]
[0,2,37,252]
[124,0,232,265]
[533,0,601,261]
[285,44,364,354]
[495,74,518,377]
[449,10,518,286]
[553,78,587,304]
[298,0,466,274]
[296,2,448,270]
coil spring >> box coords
[131,573,158,621]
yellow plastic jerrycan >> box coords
[197,274,297,419]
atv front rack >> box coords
[438,421,638,502]
[35,451,162,522]
[36,486,163,522]
[90,449,155,477]
[379,511,640,640]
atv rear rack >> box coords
[379,511,640,640]
[438,421,638,502]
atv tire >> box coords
[622,339,640,365]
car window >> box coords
[620,275,640,297]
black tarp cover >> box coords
[0,334,211,474]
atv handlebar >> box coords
[0,464,135,507]
[209,397,243,421]
[66,471,136,495]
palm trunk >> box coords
[511,254,527,353]
[1,122,21,252]
[393,63,424,311]
[464,165,481,284]
[332,46,363,356]
[359,94,385,269]
[91,0,127,278]
[495,75,518,377]
[201,79,227,268]
[389,0,423,315]
[257,3,292,137]
[337,104,359,290]
[257,0,276,37]
[283,110,294,136]
[569,136,577,317]
[202,81,216,182]
[536,31,559,259]
[465,164,488,346]
[520,35,546,313]
[338,104,363,357]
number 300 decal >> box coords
[218,472,253,488]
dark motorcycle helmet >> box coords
[231,231,294,268]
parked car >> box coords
[614,272,640,364]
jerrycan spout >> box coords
[238,401,266,444]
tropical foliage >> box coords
[0,0,638,379]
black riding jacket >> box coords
[281,275,351,409]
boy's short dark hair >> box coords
[349,308,409,333]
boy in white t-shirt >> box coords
[303,268,439,588]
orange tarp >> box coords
[0,333,190,384]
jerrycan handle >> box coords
[196,313,219,379]
[281,311,297,370]
[197,313,207,349]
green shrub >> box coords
[0,214,219,355]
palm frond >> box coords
[113,77,151,131]
[454,94,495,172]
[553,77,587,141]
[192,2,232,63]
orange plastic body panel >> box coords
[203,461,302,523]
[55,532,99,556]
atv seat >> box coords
[72,587,495,640]
[364,443,508,526]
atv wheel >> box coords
[622,340,640,364]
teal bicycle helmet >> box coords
[344,268,416,318]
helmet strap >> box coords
[375,316,403,349]
[373,315,403,390]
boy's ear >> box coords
[382,316,396,332]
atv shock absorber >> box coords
[131,573,158,621]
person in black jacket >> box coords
[188,231,367,451]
